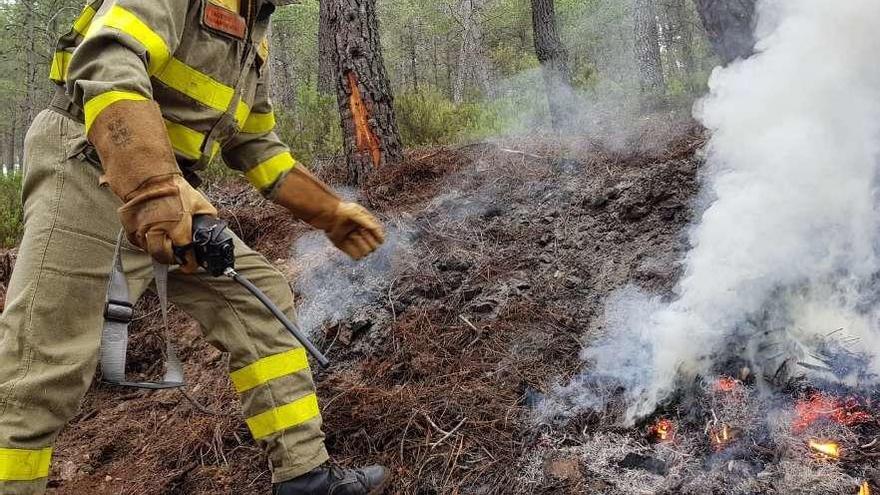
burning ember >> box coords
[861,481,871,495]
[709,424,733,450]
[793,393,872,433]
[649,419,675,442]
[712,376,742,393]
[808,439,841,459]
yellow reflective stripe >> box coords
[155,59,235,112]
[242,112,276,134]
[165,120,205,160]
[235,100,251,128]
[49,51,72,82]
[72,5,97,36]
[245,152,296,190]
[245,394,320,440]
[230,348,310,393]
[83,91,148,133]
[0,447,53,481]
[164,120,221,161]
[86,5,171,74]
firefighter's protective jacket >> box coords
[51,0,294,191]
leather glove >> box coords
[117,175,217,271]
[88,98,218,271]
[271,165,385,259]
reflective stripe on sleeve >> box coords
[85,5,172,74]
[242,111,276,134]
[83,90,149,133]
[245,393,320,440]
[155,59,235,112]
[0,447,53,481]
[49,51,72,82]
[72,4,98,36]
[230,348,310,393]
[245,151,296,190]
[164,120,220,161]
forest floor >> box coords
[11,119,704,494]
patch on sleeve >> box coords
[203,2,247,40]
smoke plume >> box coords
[549,0,880,423]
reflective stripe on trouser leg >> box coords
[0,110,155,494]
[166,237,328,483]
[0,448,52,481]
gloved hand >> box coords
[117,175,217,271]
[316,202,385,259]
[271,165,385,260]
[88,98,217,271]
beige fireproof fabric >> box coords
[51,0,294,191]
[0,110,328,494]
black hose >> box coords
[228,270,331,368]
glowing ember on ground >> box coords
[649,419,675,442]
[713,376,742,393]
[808,439,841,459]
[793,393,872,433]
[860,481,871,495]
[710,423,734,450]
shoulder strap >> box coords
[100,230,185,389]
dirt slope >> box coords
[35,125,703,494]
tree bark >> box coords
[530,0,573,130]
[693,0,756,65]
[317,0,336,94]
[327,0,403,185]
[452,0,489,103]
[634,0,665,97]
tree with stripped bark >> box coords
[530,0,572,130]
[324,0,403,185]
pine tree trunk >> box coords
[452,0,489,103]
[634,0,666,97]
[530,0,573,130]
[327,0,403,185]
[317,0,336,94]
[693,0,756,65]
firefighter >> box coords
[0,0,389,493]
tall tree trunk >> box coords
[317,0,336,94]
[634,0,666,97]
[327,0,403,185]
[670,0,696,90]
[530,0,573,130]
[693,0,756,65]
[452,0,489,103]
[407,21,419,92]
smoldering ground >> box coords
[542,0,880,427]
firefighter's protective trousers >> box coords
[0,110,329,494]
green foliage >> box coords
[395,87,508,146]
[275,85,343,164]
[0,173,23,248]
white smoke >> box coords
[551,0,880,423]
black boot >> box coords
[273,464,390,495]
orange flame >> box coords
[709,424,733,450]
[649,419,674,442]
[793,394,872,433]
[808,439,841,459]
[860,481,871,495]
